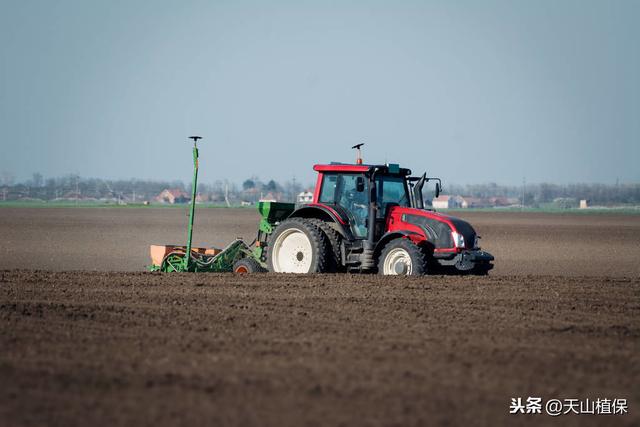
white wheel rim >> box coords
[272,228,313,273]
[383,248,413,275]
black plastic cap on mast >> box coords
[189,136,202,142]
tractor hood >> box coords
[389,207,478,250]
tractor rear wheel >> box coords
[267,218,329,273]
[233,257,266,273]
[378,238,427,276]
[305,218,343,272]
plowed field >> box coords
[1,208,638,426]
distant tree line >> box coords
[443,182,640,206]
[0,172,305,204]
[1,172,639,206]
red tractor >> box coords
[254,155,494,276]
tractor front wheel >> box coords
[378,238,427,276]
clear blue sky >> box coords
[1,0,638,186]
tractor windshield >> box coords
[376,175,410,217]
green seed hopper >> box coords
[253,201,295,262]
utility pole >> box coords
[521,177,526,211]
[76,175,79,206]
[292,176,297,203]
[224,181,230,207]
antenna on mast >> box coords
[351,143,365,165]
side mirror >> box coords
[435,183,441,198]
[356,176,365,192]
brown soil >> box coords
[1,208,639,426]
[1,272,639,427]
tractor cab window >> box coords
[318,173,369,238]
[376,175,409,218]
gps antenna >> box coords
[352,143,365,165]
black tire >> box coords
[233,257,267,273]
[304,218,343,273]
[470,262,493,276]
[267,218,330,273]
[377,238,427,276]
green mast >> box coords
[185,135,202,270]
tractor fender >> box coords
[288,205,354,240]
[374,230,427,258]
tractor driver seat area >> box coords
[318,173,369,238]
[344,188,368,237]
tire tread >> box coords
[377,238,427,276]
[305,218,343,272]
[233,257,266,273]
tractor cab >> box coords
[311,163,438,242]
[314,164,401,238]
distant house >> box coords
[459,197,485,209]
[432,195,462,209]
[195,193,209,203]
[259,192,278,202]
[156,189,190,204]
[242,187,261,203]
[580,199,590,209]
[487,197,510,207]
[297,191,313,204]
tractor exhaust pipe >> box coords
[361,166,378,270]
